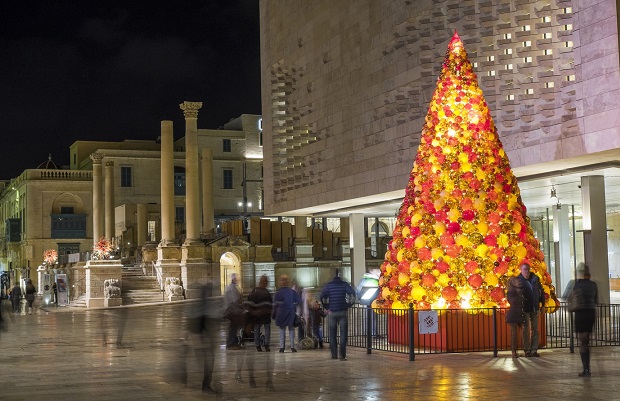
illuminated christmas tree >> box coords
[375,32,558,312]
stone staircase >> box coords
[121,266,164,305]
[69,294,88,308]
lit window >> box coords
[564,7,572,13]
[505,64,513,70]
[564,24,573,30]
[487,55,495,62]
[544,49,553,55]
[504,33,512,40]
[524,56,532,63]
[542,16,551,23]
[507,94,515,100]
[525,88,534,95]
[566,75,575,82]
[523,40,532,47]
[505,49,513,55]
[545,82,555,88]
[523,25,531,31]
[565,41,573,48]
[543,32,552,39]
[473,62,478,68]
[488,70,496,76]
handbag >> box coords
[567,288,582,312]
[293,314,302,328]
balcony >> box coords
[51,214,86,239]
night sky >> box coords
[0,1,261,179]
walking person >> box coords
[505,277,525,358]
[224,273,242,350]
[517,262,544,357]
[271,274,301,353]
[10,283,22,314]
[25,279,36,315]
[310,300,326,349]
[246,275,272,352]
[569,263,598,377]
[320,269,356,361]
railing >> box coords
[324,303,620,358]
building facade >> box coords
[259,0,620,297]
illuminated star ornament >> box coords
[375,31,558,312]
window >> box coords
[564,24,573,31]
[545,82,555,88]
[544,49,553,56]
[564,7,572,13]
[542,16,551,23]
[60,206,74,214]
[522,25,531,31]
[487,70,496,76]
[525,88,534,95]
[174,169,186,196]
[175,207,185,223]
[503,33,512,40]
[223,139,232,152]
[506,94,515,100]
[121,166,132,187]
[523,41,531,47]
[223,169,233,189]
[565,41,573,48]
[505,49,513,55]
[543,32,552,39]
[505,64,513,70]
[566,75,576,82]
[524,56,532,63]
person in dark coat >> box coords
[517,262,544,357]
[310,300,326,349]
[25,279,36,315]
[320,269,356,361]
[505,277,525,358]
[569,263,598,377]
[271,274,301,353]
[10,283,22,314]
[246,275,273,352]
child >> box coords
[310,300,326,349]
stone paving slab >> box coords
[1,301,620,400]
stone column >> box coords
[91,153,104,245]
[180,101,203,244]
[349,213,366,286]
[201,148,215,235]
[581,175,610,304]
[137,203,148,247]
[160,120,175,245]
[104,160,115,242]
[293,216,313,263]
[553,204,571,298]
[156,120,182,301]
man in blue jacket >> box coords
[518,262,545,357]
[320,269,356,361]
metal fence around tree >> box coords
[322,303,620,359]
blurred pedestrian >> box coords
[517,262,544,357]
[246,275,272,352]
[310,300,326,349]
[320,269,356,361]
[569,263,598,377]
[25,279,36,315]
[272,274,301,353]
[505,277,525,358]
[11,283,22,314]
[224,273,242,350]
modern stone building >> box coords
[259,0,620,299]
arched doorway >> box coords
[220,251,242,294]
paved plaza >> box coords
[1,301,620,401]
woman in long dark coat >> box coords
[506,277,525,358]
[570,263,598,377]
[271,275,301,353]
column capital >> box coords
[105,160,114,167]
[91,153,103,164]
[179,101,203,119]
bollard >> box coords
[492,307,498,357]
[366,304,372,354]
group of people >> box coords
[222,269,356,360]
[7,279,37,315]
[506,261,598,377]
